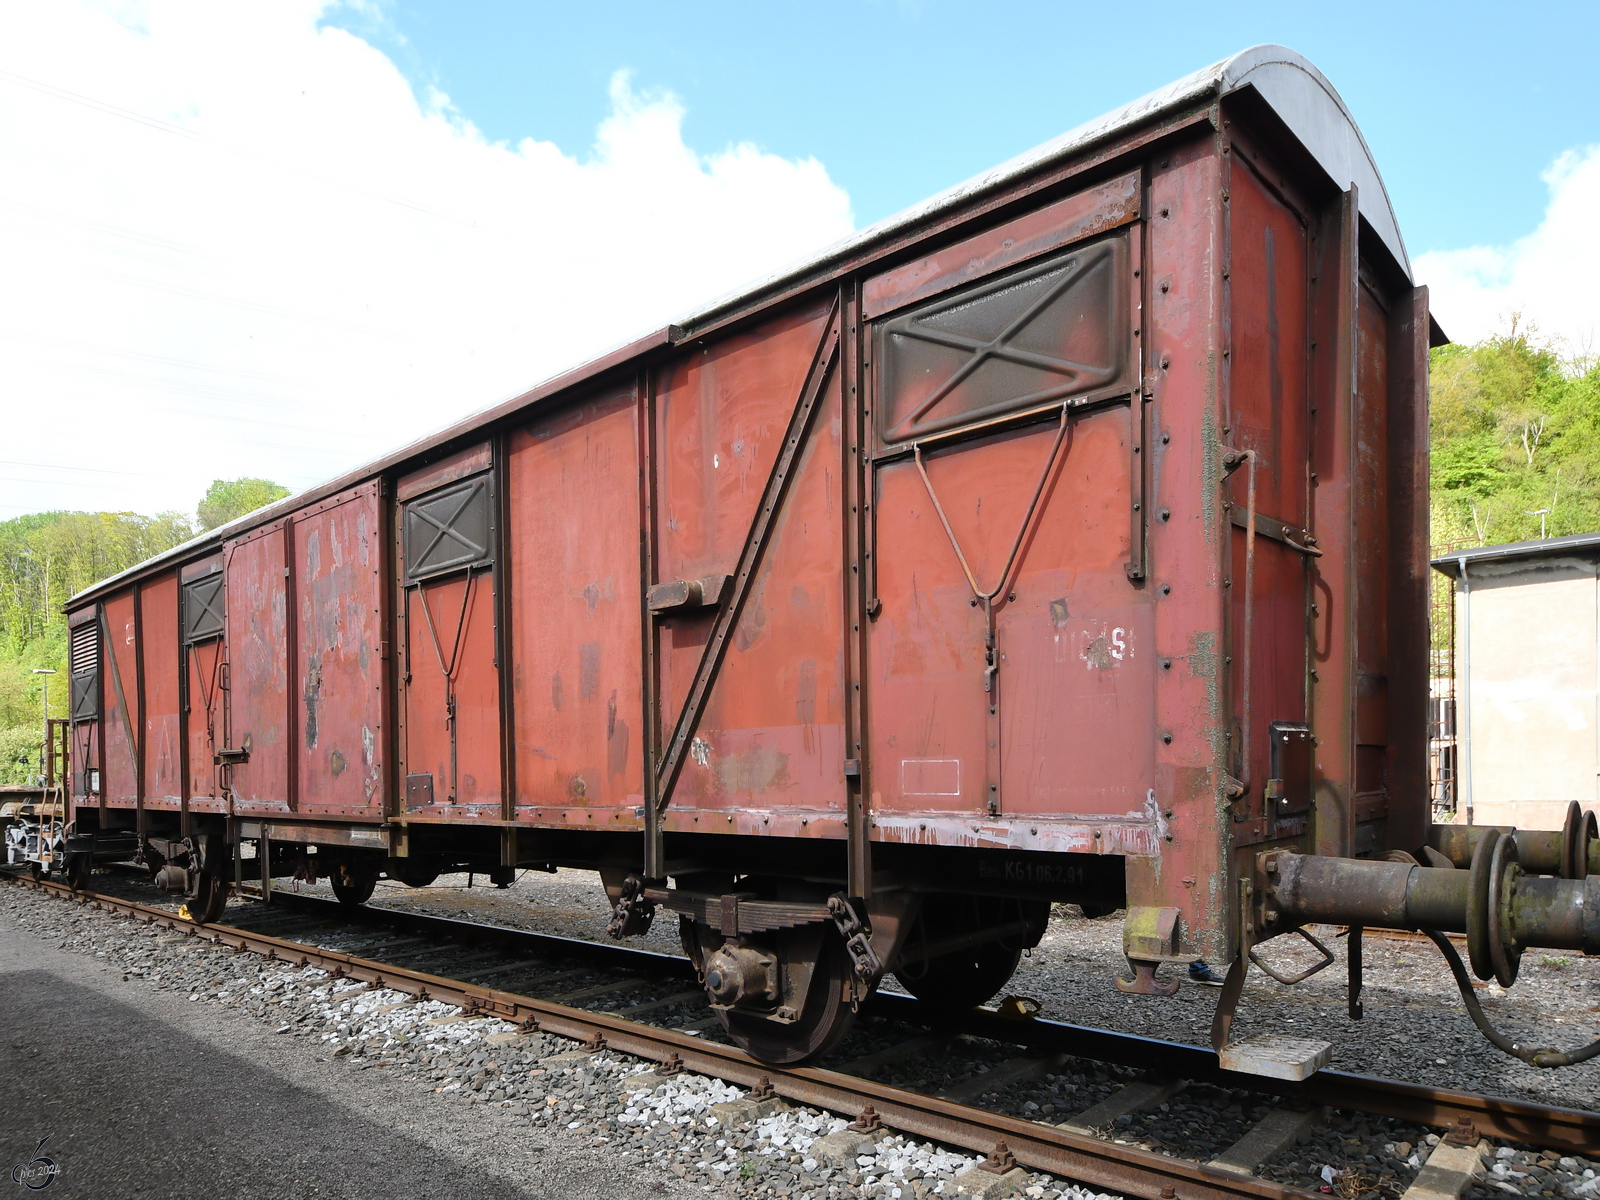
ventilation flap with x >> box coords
[403,474,494,583]
[875,234,1130,444]
[183,573,225,644]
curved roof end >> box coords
[680,46,1412,335]
[1217,45,1409,278]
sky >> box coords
[2,0,1598,521]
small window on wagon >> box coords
[69,618,100,721]
[402,473,494,583]
[182,573,225,643]
[874,233,1132,444]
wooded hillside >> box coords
[1430,324,1600,550]
[0,478,286,784]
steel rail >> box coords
[223,885,1600,1153]
[7,874,1306,1200]
[12,874,1598,1159]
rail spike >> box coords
[848,1104,882,1133]
[977,1142,1017,1174]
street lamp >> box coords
[1525,508,1552,539]
[31,669,56,788]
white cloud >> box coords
[0,0,854,519]
[1416,145,1600,357]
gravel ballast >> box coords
[323,871,1600,1105]
[12,866,1597,1199]
[0,880,1113,1200]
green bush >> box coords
[0,724,43,787]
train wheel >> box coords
[190,869,229,924]
[714,927,859,1066]
[894,942,1023,1012]
[331,866,378,906]
[892,895,1045,1012]
[387,861,439,889]
[64,853,92,891]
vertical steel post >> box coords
[284,519,299,814]
[493,433,517,828]
[1457,556,1473,826]
[133,582,146,843]
[638,367,664,880]
[841,282,872,899]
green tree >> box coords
[1430,323,1600,550]
[197,477,291,532]
[0,508,196,783]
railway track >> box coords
[7,871,1594,1200]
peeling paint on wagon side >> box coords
[54,48,1438,1044]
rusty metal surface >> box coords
[1383,284,1433,854]
[185,626,225,812]
[66,52,1429,627]
[863,171,1142,321]
[875,234,1132,444]
[139,572,182,809]
[1136,138,1230,961]
[1223,151,1313,834]
[505,385,644,823]
[402,567,499,813]
[49,58,1439,1009]
[870,406,1151,825]
[293,486,384,816]
[223,523,291,815]
[100,589,139,807]
[395,441,493,503]
[654,298,847,826]
[1351,281,1393,844]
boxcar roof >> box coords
[70,43,1403,607]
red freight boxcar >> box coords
[33,46,1600,1070]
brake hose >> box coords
[1425,929,1600,1068]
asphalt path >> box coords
[0,920,687,1199]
